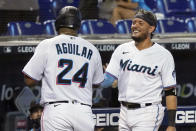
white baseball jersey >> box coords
[106,41,176,103]
[23,34,104,106]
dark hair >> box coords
[29,101,43,114]
[134,9,157,28]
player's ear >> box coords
[149,26,155,34]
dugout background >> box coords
[0,35,196,130]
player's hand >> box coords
[103,63,108,72]
[166,126,176,131]
[112,80,118,88]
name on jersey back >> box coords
[56,43,93,60]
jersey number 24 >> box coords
[56,59,89,88]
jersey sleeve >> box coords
[22,40,48,81]
[92,50,104,85]
[161,52,176,88]
[105,46,121,78]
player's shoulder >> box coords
[36,38,51,49]
[52,34,95,47]
[77,36,99,52]
[77,36,93,45]
[78,37,95,45]
[46,34,70,42]
[114,41,134,52]
[154,42,173,57]
[118,41,133,48]
[48,34,65,42]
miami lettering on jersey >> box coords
[56,43,93,60]
[120,59,158,76]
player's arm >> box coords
[164,87,177,131]
[22,39,48,88]
[100,72,117,88]
[161,52,177,131]
[24,74,38,88]
[99,46,120,89]
[93,60,117,89]
[93,72,116,88]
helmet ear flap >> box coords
[55,6,81,32]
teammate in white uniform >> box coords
[100,9,177,131]
[22,6,104,131]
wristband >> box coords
[167,110,176,127]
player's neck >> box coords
[135,38,153,50]
[59,28,77,36]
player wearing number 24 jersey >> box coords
[22,6,104,131]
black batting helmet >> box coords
[55,6,82,31]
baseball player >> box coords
[100,9,177,131]
[22,6,104,131]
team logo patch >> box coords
[122,51,129,54]
[120,59,158,76]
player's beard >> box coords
[131,32,148,43]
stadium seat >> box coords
[156,0,196,18]
[143,0,157,11]
[51,0,80,17]
[157,19,188,33]
[115,19,132,34]
[38,0,55,22]
[7,22,45,36]
[43,20,57,35]
[154,23,162,34]
[79,19,117,34]
[186,18,196,32]
[132,0,155,11]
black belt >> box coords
[121,101,152,109]
[48,101,91,107]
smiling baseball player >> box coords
[22,6,104,131]
[100,9,177,131]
